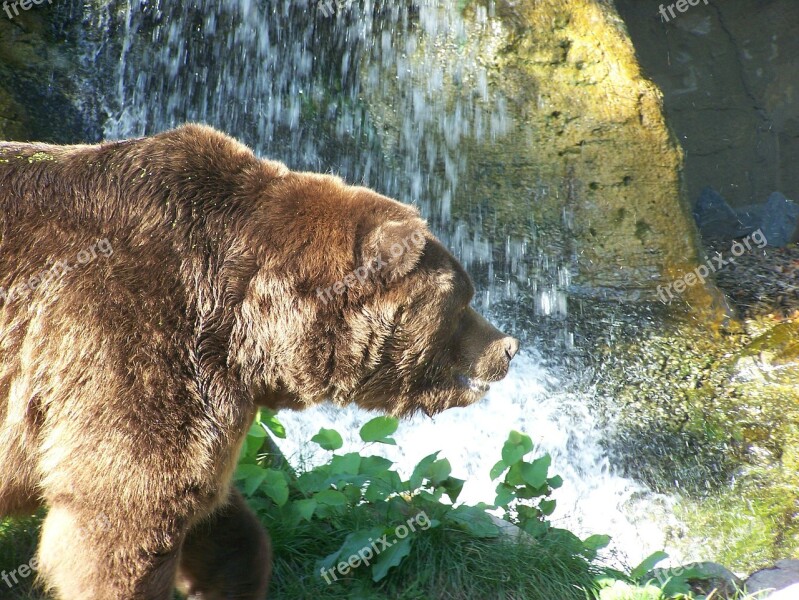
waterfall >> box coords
[85,0,671,566]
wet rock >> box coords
[678,562,742,598]
[760,192,799,247]
[693,187,752,239]
[735,204,765,233]
[746,560,799,595]
[734,322,799,386]
[0,1,96,142]
[364,0,717,305]
[487,514,524,540]
[766,583,799,599]
[616,1,799,210]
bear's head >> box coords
[238,172,519,417]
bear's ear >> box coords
[359,218,428,283]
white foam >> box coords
[278,351,673,567]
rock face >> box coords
[615,0,799,208]
[0,0,96,142]
[692,188,799,246]
[766,583,799,600]
[760,192,799,247]
[746,560,799,595]
[365,0,712,302]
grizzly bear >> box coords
[0,124,519,599]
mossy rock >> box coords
[361,0,720,304]
[0,1,96,143]
[735,321,799,383]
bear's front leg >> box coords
[178,488,272,600]
[37,500,186,600]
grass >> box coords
[0,514,47,600]
[0,509,600,600]
[265,509,601,599]
[0,508,775,600]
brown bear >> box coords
[0,124,519,600]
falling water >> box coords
[84,0,672,565]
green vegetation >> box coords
[0,412,769,599]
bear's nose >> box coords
[503,337,520,362]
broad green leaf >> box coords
[489,459,508,480]
[501,442,526,465]
[505,463,525,487]
[630,550,669,582]
[416,488,444,503]
[371,536,413,582]
[314,489,348,506]
[234,463,265,480]
[359,416,399,443]
[410,452,440,490]
[440,476,465,503]
[258,408,286,439]
[494,482,516,507]
[521,519,549,537]
[293,498,317,522]
[501,430,534,464]
[235,464,268,497]
[316,527,385,577]
[243,421,267,458]
[519,454,551,488]
[583,534,611,551]
[262,469,289,506]
[329,452,361,475]
[359,455,395,475]
[517,504,543,523]
[364,470,403,502]
[547,475,564,489]
[295,469,330,495]
[427,458,452,486]
[336,527,384,564]
[539,499,557,516]
[316,548,343,573]
[247,421,267,438]
[342,483,364,504]
[548,527,584,552]
[365,481,391,502]
[661,565,711,597]
[445,506,500,538]
[311,428,344,451]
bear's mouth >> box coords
[456,374,490,395]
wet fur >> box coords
[0,125,517,599]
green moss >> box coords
[673,466,799,572]
[27,152,55,163]
[577,297,799,572]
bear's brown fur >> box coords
[0,124,519,599]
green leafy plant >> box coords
[235,412,612,589]
[490,430,611,560]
